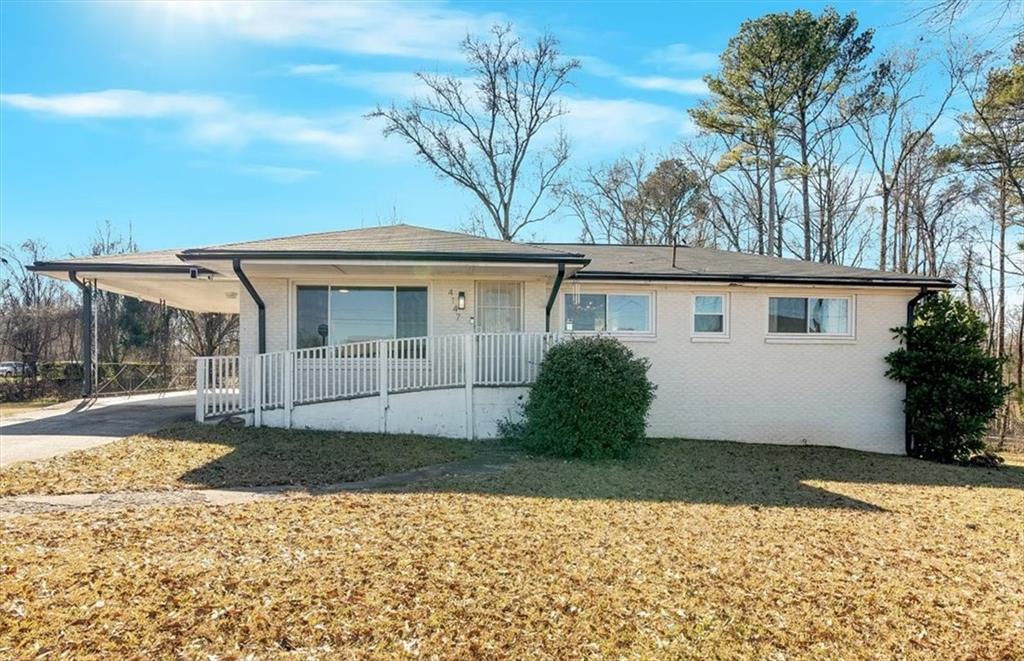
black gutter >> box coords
[544,263,566,332]
[30,262,214,275]
[904,288,937,456]
[233,259,266,354]
[570,271,955,289]
[179,250,589,265]
[68,271,93,397]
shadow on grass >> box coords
[161,424,482,490]
[395,438,1024,512]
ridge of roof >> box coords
[182,223,586,259]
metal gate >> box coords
[94,362,196,396]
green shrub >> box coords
[885,294,1012,463]
[509,336,655,459]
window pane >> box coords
[477,282,522,332]
[694,314,723,333]
[694,295,723,315]
[809,298,849,334]
[608,295,650,332]
[296,286,329,348]
[564,294,606,331]
[769,297,808,333]
[396,287,428,338]
[330,287,394,344]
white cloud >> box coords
[0,90,225,118]
[561,97,696,151]
[620,76,707,95]
[2,88,694,165]
[575,56,708,96]
[235,164,319,183]
[285,64,433,98]
[135,1,504,61]
[2,89,400,161]
[645,43,719,71]
[287,64,341,76]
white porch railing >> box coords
[195,332,564,424]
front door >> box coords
[475,282,525,383]
[475,281,523,333]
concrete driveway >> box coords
[0,392,194,466]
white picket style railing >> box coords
[195,332,564,423]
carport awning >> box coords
[30,250,241,314]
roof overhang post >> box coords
[68,271,93,397]
[544,263,566,333]
[904,288,937,456]
[233,258,266,354]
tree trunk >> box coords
[998,171,1007,361]
[1016,288,1023,390]
[767,137,777,257]
[799,118,812,261]
[879,183,889,272]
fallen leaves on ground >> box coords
[1,440,1022,658]
[0,424,478,495]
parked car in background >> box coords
[0,361,27,377]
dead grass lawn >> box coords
[0,424,478,495]
[1,440,1022,658]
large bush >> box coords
[508,336,655,459]
[885,294,1011,463]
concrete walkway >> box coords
[0,448,516,517]
[0,392,195,466]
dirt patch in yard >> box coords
[0,424,479,496]
[1,440,1021,658]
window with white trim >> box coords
[693,294,727,335]
[768,296,851,335]
[296,285,427,348]
[564,293,652,333]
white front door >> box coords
[475,282,523,333]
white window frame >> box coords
[562,291,656,337]
[691,292,730,342]
[290,282,432,350]
[765,294,856,343]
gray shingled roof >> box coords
[30,225,953,288]
[181,224,585,261]
[540,243,953,288]
[30,249,206,273]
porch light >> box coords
[457,291,466,310]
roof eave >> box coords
[178,250,589,265]
[29,261,214,275]
[570,271,955,289]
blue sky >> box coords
[0,1,1000,257]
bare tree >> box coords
[806,124,873,265]
[369,25,579,240]
[0,241,78,366]
[176,311,238,357]
[562,150,707,246]
[847,48,962,271]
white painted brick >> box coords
[238,274,912,454]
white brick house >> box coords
[32,224,952,454]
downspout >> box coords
[544,263,566,332]
[233,258,266,354]
[69,271,93,397]
[904,288,934,456]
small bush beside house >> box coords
[505,336,655,459]
[886,294,1012,463]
